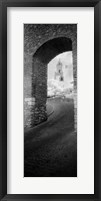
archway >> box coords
[29,36,76,128]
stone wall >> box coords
[24,24,77,129]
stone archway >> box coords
[29,37,77,128]
[24,24,77,130]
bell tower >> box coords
[54,59,64,81]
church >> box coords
[54,59,64,81]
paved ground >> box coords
[24,97,77,177]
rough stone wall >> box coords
[32,57,47,126]
[24,24,77,129]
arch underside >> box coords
[34,37,72,64]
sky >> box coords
[47,51,73,89]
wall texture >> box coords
[24,24,77,129]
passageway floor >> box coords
[24,97,77,177]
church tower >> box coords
[54,59,64,81]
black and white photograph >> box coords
[24,24,77,177]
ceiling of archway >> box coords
[34,37,72,64]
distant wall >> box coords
[24,24,77,129]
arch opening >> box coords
[47,51,73,98]
[30,37,74,127]
[47,51,74,121]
